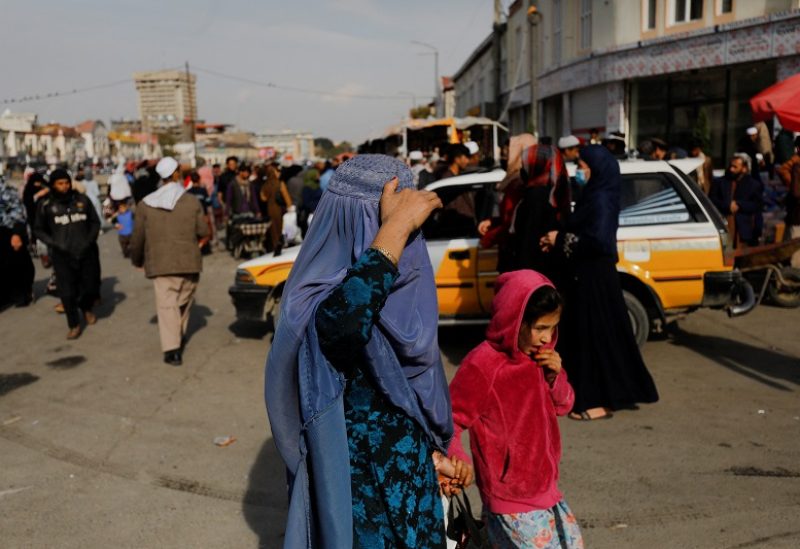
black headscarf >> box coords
[567,145,621,259]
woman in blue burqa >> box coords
[266,155,469,548]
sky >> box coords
[1,0,505,144]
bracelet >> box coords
[370,245,397,266]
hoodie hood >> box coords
[142,182,185,211]
[486,269,558,358]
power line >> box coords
[0,65,432,108]
[192,65,431,102]
[0,79,133,106]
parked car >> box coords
[229,158,758,346]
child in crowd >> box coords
[448,270,583,548]
[113,201,134,258]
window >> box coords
[645,0,657,30]
[423,184,494,240]
[619,174,693,226]
[673,0,703,23]
[580,0,592,50]
[552,0,562,64]
[718,0,733,14]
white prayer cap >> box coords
[408,150,424,161]
[746,127,758,136]
[558,135,580,149]
[156,157,179,179]
[465,141,479,155]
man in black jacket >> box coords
[34,169,102,339]
[709,154,764,248]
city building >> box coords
[108,131,162,162]
[534,0,800,163]
[441,77,456,119]
[75,120,110,163]
[453,33,498,120]
[253,130,316,163]
[133,69,197,142]
[0,111,37,169]
[453,0,800,164]
[110,119,143,134]
[195,128,258,166]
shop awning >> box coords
[750,73,800,131]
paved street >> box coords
[1,230,799,549]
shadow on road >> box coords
[95,276,126,319]
[242,438,288,548]
[438,324,487,366]
[184,304,213,344]
[228,320,271,340]
[0,373,40,397]
[668,326,800,391]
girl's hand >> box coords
[539,230,558,252]
[535,348,562,386]
[477,219,492,236]
[433,452,474,496]
[10,234,23,251]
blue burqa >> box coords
[265,154,453,548]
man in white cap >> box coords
[464,141,481,168]
[130,157,210,366]
[557,135,581,161]
[408,150,427,187]
[738,126,762,180]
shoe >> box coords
[84,310,97,325]
[55,303,65,314]
[163,350,183,366]
[66,326,82,340]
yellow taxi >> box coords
[229,159,755,346]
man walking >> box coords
[34,169,101,339]
[130,157,209,366]
[709,154,764,248]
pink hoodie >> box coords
[448,270,575,514]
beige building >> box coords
[133,70,197,141]
[453,0,800,163]
[533,0,800,162]
[253,130,316,163]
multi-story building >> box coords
[253,130,316,163]
[454,0,800,164]
[534,0,800,162]
[133,70,197,142]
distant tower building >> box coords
[133,69,197,142]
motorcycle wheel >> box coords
[766,267,800,308]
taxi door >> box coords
[423,183,488,319]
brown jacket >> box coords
[777,154,800,186]
[130,192,209,278]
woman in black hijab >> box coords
[540,145,658,420]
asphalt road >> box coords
[1,229,799,548]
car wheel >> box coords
[766,267,800,308]
[623,290,649,348]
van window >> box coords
[423,183,494,240]
[619,174,692,226]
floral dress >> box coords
[316,248,445,548]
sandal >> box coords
[569,408,613,421]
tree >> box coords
[157,133,177,158]
[314,137,334,153]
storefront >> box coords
[630,61,778,164]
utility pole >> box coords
[527,3,542,137]
[411,41,439,116]
[185,60,197,167]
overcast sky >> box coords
[2,0,505,143]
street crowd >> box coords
[1,122,800,548]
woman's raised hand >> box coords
[379,177,442,235]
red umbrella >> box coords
[750,73,800,131]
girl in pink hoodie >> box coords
[448,270,583,548]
